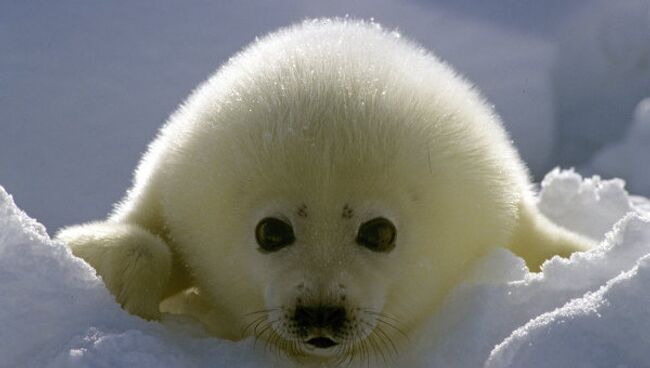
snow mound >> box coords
[1,169,649,367]
[538,167,635,241]
[0,187,270,368]
[486,247,650,368]
[414,170,650,368]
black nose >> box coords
[294,305,347,330]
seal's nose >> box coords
[294,305,347,330]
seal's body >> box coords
[57,19,592,365]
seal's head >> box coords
[159,19,527,362]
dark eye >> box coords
[356,217,396,252]
[256,217,295,252]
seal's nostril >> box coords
[322,306,346,326]
[294,305,347,330]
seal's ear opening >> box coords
[507,200,595,272]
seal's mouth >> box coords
[306,336,338,349]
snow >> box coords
[537,168,634,241]
[0,186,271,368]
[2,169,649,367]
[486,250,650,368]
[412,171,650,368]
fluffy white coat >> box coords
[57,19,592,366]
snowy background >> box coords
[2,1,650,367]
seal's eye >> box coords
[356,217,396,252]
[256,217,295,252]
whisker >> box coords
[375,318,409,341]
[252,317,269,338]
[253,325,266,349]
[263,325,277,355]
[242,314,267,337]
[254,320,275,349]
[361,320,397,364]
[244,307,279,317]
[361,309,401,322]
[271,331,282,360]
[374,324,399,358]
[364,336,373,368]
[367,330,387,367]
[335,345,346,368]
[335,337,355,368]
[290,339,299,358]
[332,345,345,367]
[344,341,356,368]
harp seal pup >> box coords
[56,19,593,365]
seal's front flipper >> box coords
[56,222,172,320]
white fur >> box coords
[56,19,593,365]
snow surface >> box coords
[2,169,649,368]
